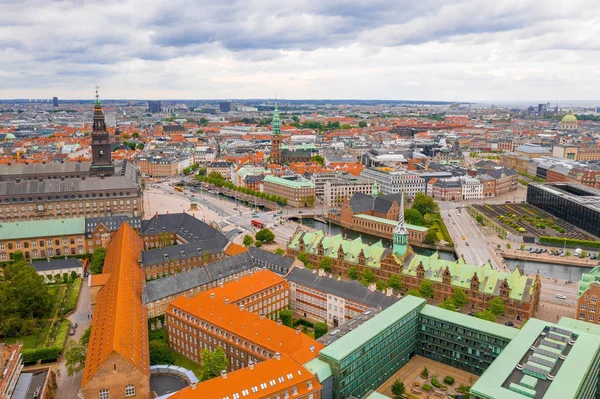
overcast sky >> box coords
[1,0,600,101]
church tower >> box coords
[270,104,282,165]
[393,193,408,256]
[90,87,114,177]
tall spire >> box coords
[94,85,101,106]
[272,103,280,136]
[398,192,405,226]
[393,188,408,256]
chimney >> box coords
[386,287,393,297]
[312,268,317,274]
[260,314,265,320]
[318,269,325,277]
[210,293,215,299]
[224,298,229,305]
[190,382,197,390]
[277,319,282,327]
[220,370,227,379]
[219,282,224,288]
[248,361,254,370]
[296,327,301,335]
[329,273,333,278]
[275,352,281,361]
[240,304,245,310]
[368,282,376,292]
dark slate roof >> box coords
[162,124,186,132]
[207,161,234,168]
[286,268,399,309]
[141,239,226,266]
[85,215,142,234]
[141,213,229,245]
[349,192,400,215]
[143,252,255,303]
[248,247,295,276]
[32,257,84,272]
[0,162,91,176]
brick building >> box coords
[0,344,23,398]
[135,156,181,177]
[576,281,600,324]
[261,175,316,207]
[81,223,150,399]
[166,270,322,372]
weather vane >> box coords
[95,85,100,104]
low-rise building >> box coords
[135,156,181,177]
[0,344,23,399]
[287,266,399,326]
[262,175,316,207]
[33,258,84,280]
[141,241,226,280]
[85,215,141,253]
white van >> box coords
[574,248,582,257]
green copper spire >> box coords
[393,191,408,256]
[94,85,101,105]
[272,103,280,136]
[372,181,379,198]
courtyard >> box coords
[377,355,478,399]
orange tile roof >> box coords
[168,270,323,365]
[170,354,321,399]
[82,223,149,387]
[89,273,111,287]
[224,242,248,257]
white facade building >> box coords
[461,177,483,200]
[323,176,373,206]
[360,167,426,198]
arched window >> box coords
[99,389,110,399]
[125,384,135,396]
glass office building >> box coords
[526,183,600,237]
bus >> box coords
[174,186,184,192]
[251,219,265,229]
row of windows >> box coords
[98,384,135,399]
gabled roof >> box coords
[141,212,229,248]
[248,247,295,275]
[82,223,149,387]
[85,215,141,234]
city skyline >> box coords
[2,0,600,101]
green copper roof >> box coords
[263,175,315,189]
[405,253,535,301]
[303,358,332,382]
[0,218,85,240]
[471,318,600,399]
[354,214,429,232]
[319,296,426,362]
[577,266,600,297]
[272,104,280,135]
[288,230,388,269]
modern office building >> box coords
[148,100,162,113]
[471,318,600,399]
[323,176,373,206]
[52,96,58,107]
[219,101,232,113]
[526,182,600,237]
[360,167,426,198]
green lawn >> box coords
[171,350,203,378]
[1,333,40,349]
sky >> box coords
[1,0,600,101]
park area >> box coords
[471,203,596,240]
[377,356,477,399]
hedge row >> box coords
[63,278,83,315]
[22,320,70,364]
[539,236,600,250]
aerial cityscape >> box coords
[2,1,600,399]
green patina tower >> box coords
[371,181,379,198]
[393,193,408,256]
[271,103,282,165]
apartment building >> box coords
[323,176,373,206]
[360,167,426,198]
[262,175,316,207]
[0,344,23,399]
[135,156,182,177]
[206,161,234,180]
[166,271,322,372]
[85,215,142,253]
[310,171,339,199]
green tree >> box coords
[274,248,285,255]
[279,309,293,327]
[358,121,367,128]
[412,192,440,216]
[487,297,506,316]
[297,251,309,265]
[450,288,468,309]
[4,262,52,318]
[474,310,497,322]
[405,208,424,226]
[348,265,359,280]
[388,274,403,291]
[423,229,439,245]
[254,240,263,248]
[65,339,87,376]
[318,256,333,272]
[200,347,229,381]
[376,279,387,291]
[256,228,275,243]
[70,270,78,283]
[149,340,175,365]
[418,280,434,298]
[359,268,376,286]
[132,132,140,138]
[439,299,457,311]
[80,326,92,346]
[391,380,405,399]
[314,322,328,339]
[12,251,24,262]
[310,155,324,166]
[243,235,254,247]
[406,289,422,298]
[89,247,107,275]
[506,243,511,249]
[301,196,316,207]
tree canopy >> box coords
[348,265,359,280]
[359,268,376,286]
[314,322,328,339]
[474,310,497,322]
[279,309,293,327]
[423,229,439,245]
[487,297,506,316]
[255,228,275,243]
[200,347,229,381]
[242,235,254,247]
[318,256,333,272]
[404,208,424,226]
[412,192,440,216]
[89,247,107,275]
[0,260,52,320]
[418,280,434,298]
[388,274,403,291]
[438,299,457,311]
[450,288,468,309]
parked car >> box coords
[71,322,78,329]
[591,254,597,260]
[556,294,567,300]
[505,321,515,327]
[465,242,470,246]
[69,328,76,336]
[468,312,475,316]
